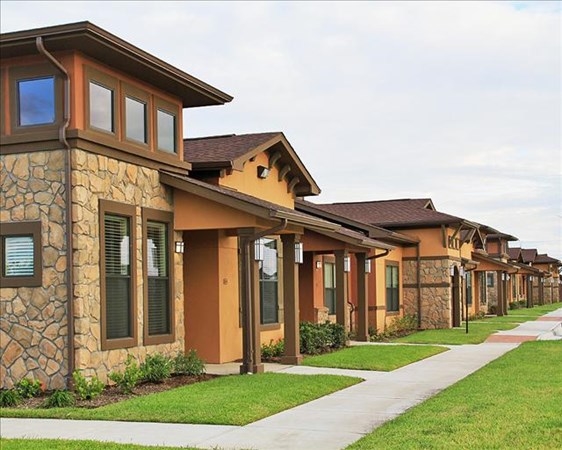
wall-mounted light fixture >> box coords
[175,241,185,254]
[295,242,304,264]
[316,260,322,269]
[254,238,264,261]
[450,266,456,276]
[460,267,465,277]
[365,259,372,274]
[343,256,351,273]
[257,165,270,179]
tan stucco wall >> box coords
[1,150,69,389]
[72,149,184,382]
[218,152,294,208]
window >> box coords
[89,81,114,132]
[486,272,495,287]
[157,109,176,153]
[0,222,42,287]
[466,272,473,306]
[100,200,137,350]
[479,272,487,305]
[259,238,278,325]
[17,76,55,126]
[143,208,174,345]
[386,263,399,312]
[125,96,147,144]
[324,262,336,315]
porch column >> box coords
[335,250,349,331]
[538,276,544,305]
[281,234,303,365]
[238,230,264,375]
[355,252,369,341]
[496,270,504,316]
[526,276,533,308]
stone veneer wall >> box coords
[486,272,498,307]
[403,258,452,329]
[72,149,184,382]
[1,150,69,389]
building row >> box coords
[1,22,560,389]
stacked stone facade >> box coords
[1,150,69,389]
[71,149,184,382]
[402,258,452,329]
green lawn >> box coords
[0,373,360,426]
[302,344,447,371]
[0,440,193,450]
[348,341,562,450]
[394,321,516,345]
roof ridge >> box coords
[185,131,281,142]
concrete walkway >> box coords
[2,308,561,450]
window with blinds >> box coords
[386,264,399,312]
[146,221,170,336]
[324,262,336,315]
[466,271,473,306]
[0,221,42,288]
[104,214,132,340]
[259,238,278,325]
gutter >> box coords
[241,219,288,374]
[36,37,74,386]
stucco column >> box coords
[496,271,504,316]
[355,253,369,341]
[238,229,264,374]
[526,276,533,308]
[335,250,349,331]
[281,234,303,365]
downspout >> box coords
[366,249,390,332]
[241,219,288,374]
[36,37,74,385]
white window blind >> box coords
[4,235,34,276]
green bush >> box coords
[0,389,22,407]
[369,314,418,341]
[15,378,43,399]
[261,339,285,360]
[489,305,497,315]
[108,354,142,394]
[72,370,105,400]
[300,321,347,355]
[140,353,173,383]
[43,389,75,408]
[468,311,486,321]
[173,350,206,376]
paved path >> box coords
[2,308,561,450]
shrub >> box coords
[15,378,43,399]
[0,389,21,407]
[43,390,75,408]
[173,350,206,376]
[140,353,173,383]
[489,305,497,315]
[468,311,486,321]
[300,321,347,355]
[108,355,142,394]
[326,322,347,349]
[369,315,418,341]
[509,302,519,310]
[261,339,285,360]
[72,370,105,400]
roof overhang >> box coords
[472,252,519,273]
[0,21,233,107]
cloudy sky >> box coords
[2,1,561,259]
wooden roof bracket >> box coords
[268,151,282,169]
[287,176,300,194]
[278,164,291,182]
[441,225,447,248]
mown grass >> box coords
[0,373,360,426]
[0,439,193,450]
[302,344,447,371]
[347,341,562,450]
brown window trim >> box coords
[260,323,281,332]
[142,207,175,346]
[154,97,180,155]
[385,261,400,313]
[84,66,119,137]
[100,199,138,351]
[9,64,63,135]
[122,83,151,149]
[0,221,42,288]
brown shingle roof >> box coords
[507,247,521,261]
[184,132,280,164]
[310,199,466,228]
[520,248,538,264]
[534,254,561,265]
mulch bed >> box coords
[11,374,217,410]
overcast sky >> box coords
[2,1,561,260]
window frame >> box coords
[142,208,175,345]
[9,65,62,134]
[385,262,400,313]
[0,221,42,288]
[85,67,119,136]
[259,237,279,326]
[100,200,138,351]
[486,272,495,287]
[324,261,336,315]
[154,97,180,154]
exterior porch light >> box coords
[365,259,372,274]
[460,267,465,277]
[294,242,304,264]
[257,165,270,179]
[343,256,351,273]
[316,260,322,269]
[450,266,455,276]
[174,241,185,254]
[254,238,265,261]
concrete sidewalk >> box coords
[2,308,560,450]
